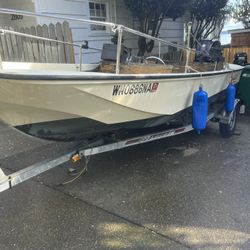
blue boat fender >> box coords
[192,86,208,134]
[225,83,236,113]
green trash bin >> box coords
[239,65,250,109]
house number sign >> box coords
[11,14,23,21]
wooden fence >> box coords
[0,21,75,63]
[223,47,250,63]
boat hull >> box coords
[0,63,243,140]
[15,91,227,141]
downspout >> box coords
[32,0,41,24]
[0,51,2,70]
[0,30,2,69]
[113,0,117,24]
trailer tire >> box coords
[219,104,239,138]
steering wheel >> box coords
[145,56,165,65]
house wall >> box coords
[0,0,36,28]
[35,0,117,63]
[35,0,184,63]
[0,0,184,63]
[113,1,184,56]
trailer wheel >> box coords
[219,104,239,138]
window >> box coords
[89,2,107,31]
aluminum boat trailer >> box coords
[0,100,240,193]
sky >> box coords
[220,0,244,45]
[220,19,244,45]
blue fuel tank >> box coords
[225,83,236,113]
[192,86,208,134]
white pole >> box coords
[185,22,192,73]
[79,46,83,71]
[159,42,161,58]
[0,55,2,70]
[116,26,123,74]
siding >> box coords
[111,2,184,57]
[35,0,185,62]
[35,0,90,62]
[0,0,36,28]
[1,0,185,63]
[128,17,184,56]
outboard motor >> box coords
[101,32,131,63]
[101,44,130,63]
[195,39,223,63]
[233,52,248,66]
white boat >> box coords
[0,9,243,141]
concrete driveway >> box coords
[1,113,250,250]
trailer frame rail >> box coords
[0,108,225,193]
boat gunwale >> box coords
[0,68,243,81]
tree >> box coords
[123,0,190,56]
[190,0,229,47]
[231,0,250,28]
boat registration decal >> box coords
[112,83,159,96]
